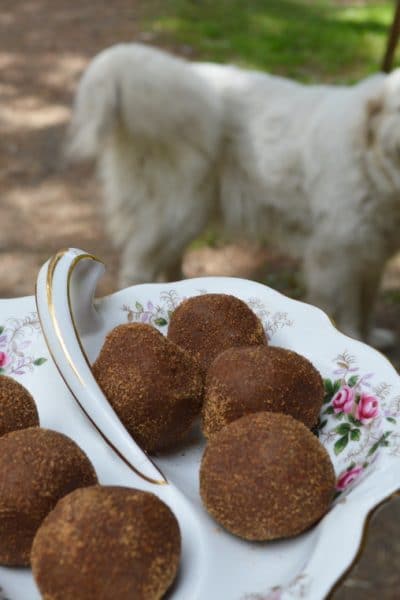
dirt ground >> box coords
[1,2,400,598]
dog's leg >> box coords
[119,235,164,287]
[118,235,187,287]
[304,240,395,348]
[160,257,184,283]
[117,203,211,288]
[303,239,365,340]
[361,267,396,349]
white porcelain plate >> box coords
[1,250,400,600]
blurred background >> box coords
[1,1,400,597]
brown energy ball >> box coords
[92,323,203,453]
[0,375,39,436]
[0,427,97,566]
[31,486,181,600]
[168,294,267,373]
[200,412,335,541]
[202,345,324,436]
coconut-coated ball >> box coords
[31,486,181,600]
[0,427,97,566]
[200,412,335,541]
[202,345,324,436]
[0,375,39,437]
[168,294,267,373]
[92,323,203,453]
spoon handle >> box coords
[35,247,167,486]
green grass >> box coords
[139,0,397,82]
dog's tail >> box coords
[67,43,221,160]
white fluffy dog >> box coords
[68,43,400,346]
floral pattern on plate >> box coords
[317,351,400,498]
[122,290,293,340]
[0,313,47,377]
[244,574,311,600]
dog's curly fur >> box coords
[68,43,400,346]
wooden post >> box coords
[382,1,400,72]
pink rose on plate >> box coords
[0,351,9,368]
[336,465,363,491]
[356,393,380,423]
[332,385,354,414]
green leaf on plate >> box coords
[335,423,351,435]
[380,432,392,446]
[387,417,397,424]
[368,432,391,455]
[0,368,5,374]
[135,301,144,312]
[324,406,335,415]
[334,434,349,455]
[347,375,358,387]
[348,415,362,427]
[0,326,4,335]
[154,317,168,327]
[324,379,341,404]
[367,440,380,457]
[323,379,336,403]
[33,358,47,366]
[350,428,361,441]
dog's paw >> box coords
[368,327,397,350]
